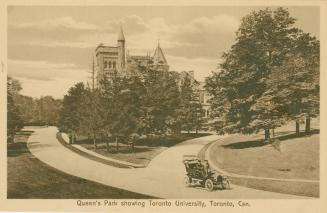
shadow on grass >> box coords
[223,129,319,150]
[7,142,30,157]
[92,144,156,154]
[136,133,211,147]
[7,130,34,157]
[74,133,211,148]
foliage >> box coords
[7,77,24,142]
[206,7,319,139]
[100,74,145,141]
[58,82,87,135]
[142,69,181,135]
[176,74,204,133]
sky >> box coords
[7,6,319,99]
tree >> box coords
[206,7,317,142]
[177,74,204,134]
[7,77,24,143]
[58,82,87,143]
[100,74,145,152]
[79,86,104,149]
[266,33,319,135]
[142,69,180,135]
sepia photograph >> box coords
[1,1,326,212]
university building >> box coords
[94,26,169,85]
[94,26,211,120]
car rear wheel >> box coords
[205,179,214,191]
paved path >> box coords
[26,126,307,198]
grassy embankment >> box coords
[76,133,210,166]
[7,130,154,199]
[208,121,319,197]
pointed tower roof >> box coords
[118,24,125,41]
[153,42,168,65]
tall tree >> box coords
[7,77,24,143]
[59,82,87,143]
[100,74,145,151]
[79,87,104,149]
[265,33,320,135]
[142,69,180,135]
[206,7,317,141]
[177,74,204,134]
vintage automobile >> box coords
[183,155,230,191]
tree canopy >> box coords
[205,7,319,140]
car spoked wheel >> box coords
[184,176,191,186]
[205,179,214,191]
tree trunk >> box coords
[115,136,119,152]
[196,128,198,135]
[71,131,75,144]
[296,121,300,136]
[106,139,110,152]
[271,128,275,138]
[305,116,311,134]
[69,134,72,144]
[264,129,270,143]
[93,133,97,150]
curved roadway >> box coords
[26,126,306,198]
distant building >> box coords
[198,82,211,119]
[94,26,169,85]
[178,71,211,119]
[94,26,211,121]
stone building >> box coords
[94,26,169,85]
[94,26,211,121]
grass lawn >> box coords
[77,133,210,166]
[7,130,154,199]
[208,124,319,197]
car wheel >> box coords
[205,179,214,191]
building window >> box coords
[113,61,116,69]
[109,61,112,68]
[104,61,107,68]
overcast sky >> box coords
[7,6,319,99]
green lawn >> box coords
[208,126,319,197]
[7,130,154,199]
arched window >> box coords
[109,61,112,68]
[104,61,107,68]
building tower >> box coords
[117,25,125,74]
[152,41,169,72]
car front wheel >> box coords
[205,179,214,191]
